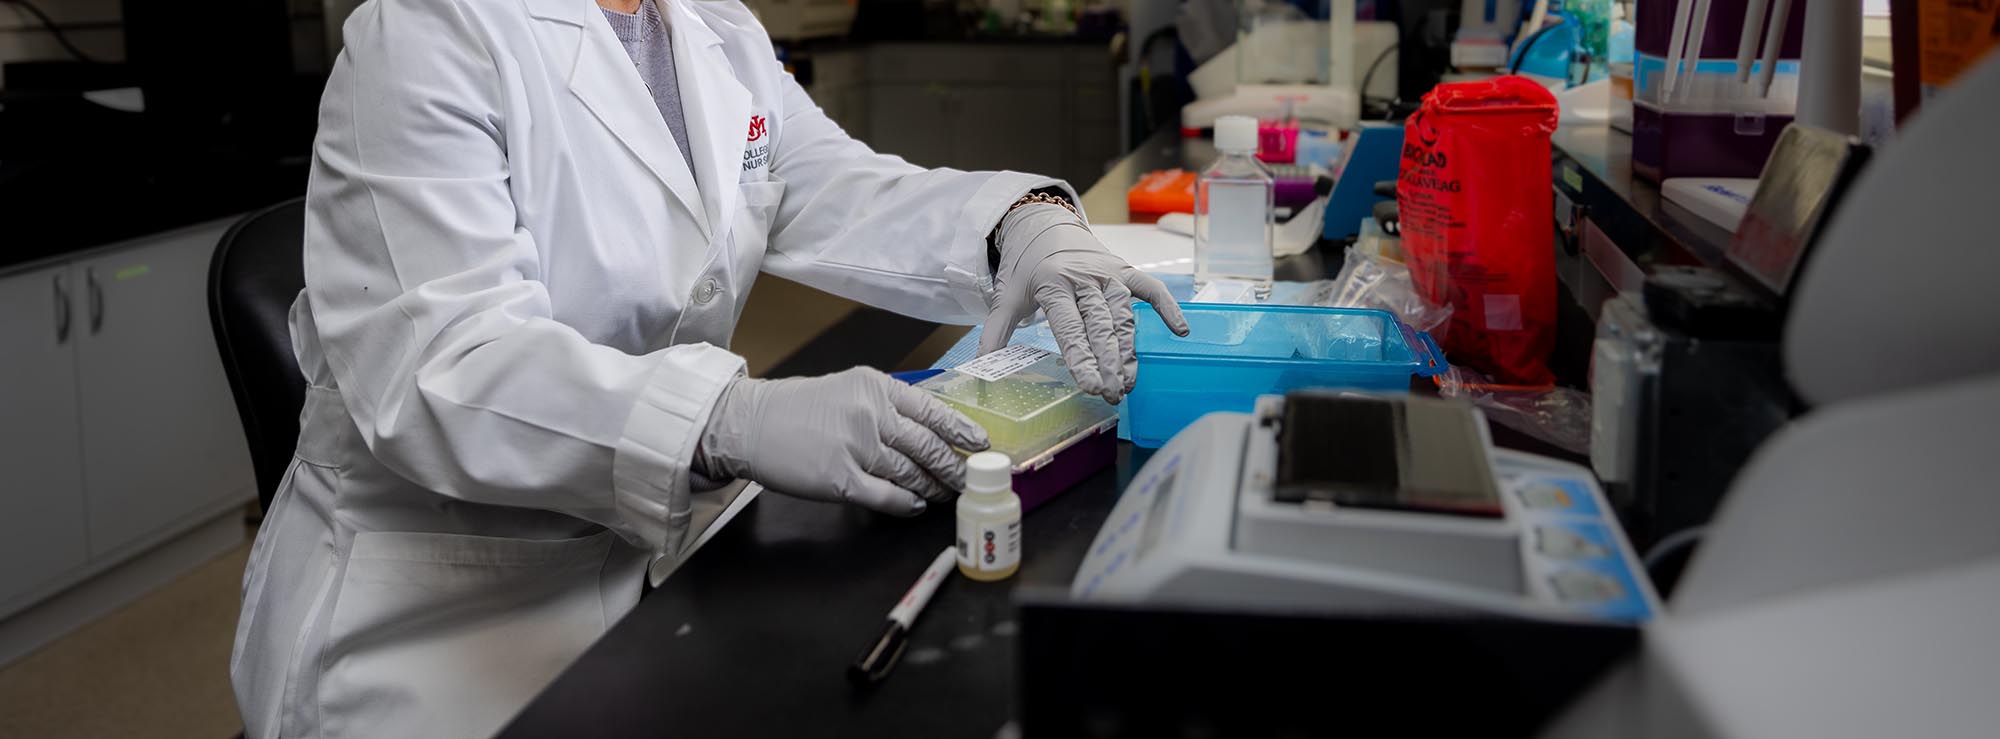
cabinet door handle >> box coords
[86,267,104,335]
[53,273,72,343]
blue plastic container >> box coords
[1126,303,1447,447]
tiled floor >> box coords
[0,276,931,739]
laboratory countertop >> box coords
[499,131,1576,737]
[1080,129,1332,282]
[0,80,315,275]
[501,399,1574,737]
[1550,123,1736,280]
[1077,130,1218,224]
[1081,125,1710,302]
[0,154,305,276]
[501,447,1140,738]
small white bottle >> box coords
[956,452,1022,581]
[1194,114,1276,299]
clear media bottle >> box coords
[955,452,1021,581]
[1194,115,1276,299]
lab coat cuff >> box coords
[949,173,1083,317]
[611,344,747,556]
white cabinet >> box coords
[0,219,254,626]
[0,265,90,613]
[72,222,252,558]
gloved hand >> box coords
[694,368,990,516]
[983,202,1190,404]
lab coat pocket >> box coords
[316,529,617,739]
[730,179,787,307]
[739,179,786,208]
[735,179,786,248]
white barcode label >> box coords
[954,344,1054,381]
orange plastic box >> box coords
[1125,169,1196,224]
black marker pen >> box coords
[849,547,956,685]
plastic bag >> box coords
[1435,366,1592,456]
[1398,76,1560,385]
[1314,248,1589,454]
[1318,245,1454,335]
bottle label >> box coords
[956,516,1021,573]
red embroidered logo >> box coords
[746,115,767,142]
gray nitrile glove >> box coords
[982,203,1190,403]
[694,368,991,516]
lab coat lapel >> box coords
[670,0,751,244]
[537,0,711,240]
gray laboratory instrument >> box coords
[1071,392,1657,624]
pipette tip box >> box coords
[915,349,1119,511]
[1126,303,1446,448]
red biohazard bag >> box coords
[1397,76,1560,386]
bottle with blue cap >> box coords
[956,451,1022,581]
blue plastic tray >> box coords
[1126,302,1447,447]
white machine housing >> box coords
[1073,396,1657,624]
[1180,0,1400,130]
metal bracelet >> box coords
[990,192,1080,245]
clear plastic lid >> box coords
[1134,302,1446,372]
[917,352,1118,471]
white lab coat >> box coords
[229,0,1069,735]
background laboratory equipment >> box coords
[1633,0,1810,179]
[1237,0,1329,85]
[1318,123,1405,242]
[1588,122,1869,550]
[1192,115,1276,297]
[1074,392,1658,621]
[1179,0,1386,130]
[1049,393,1651,734]
[1256,97,1304,163]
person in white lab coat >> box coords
[230,0,1187,735]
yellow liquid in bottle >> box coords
[959,560,1020,581]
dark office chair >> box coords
[208,197,308,512]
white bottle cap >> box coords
[965,451,1013,494]
[1215,115,1258,153]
